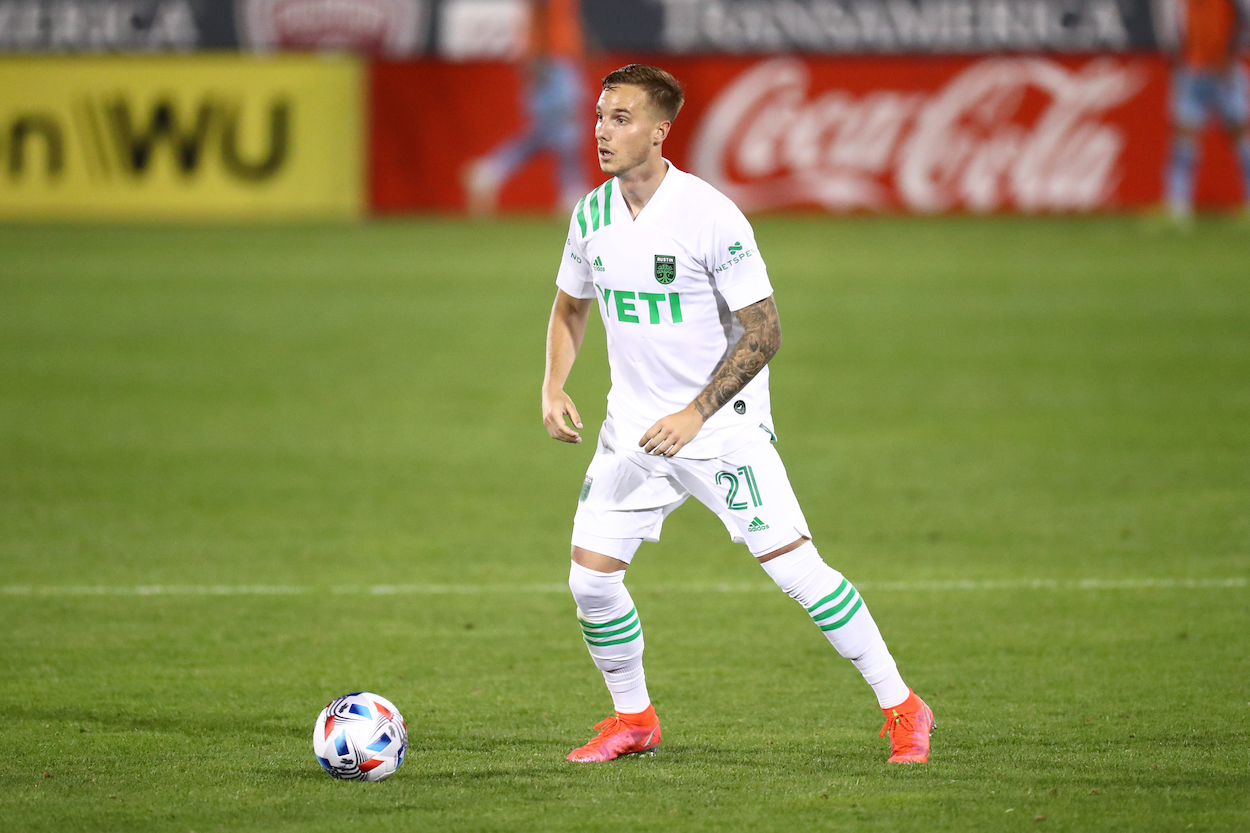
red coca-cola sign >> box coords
[688,57,1150,212]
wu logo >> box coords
[729,242,743,254]
[3,96,290,183]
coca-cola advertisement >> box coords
[368,54,1245,214]
[685,55,1157,212]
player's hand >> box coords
[640,404,705,456]
[542,387,584,444]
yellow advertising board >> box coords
[0,55,363,220]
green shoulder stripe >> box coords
[575,181,615,238]
[575,193,588,237]
[589,188,601,232]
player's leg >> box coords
[755,541,908,709]
[540,59,590,212]
[677,442,932,762]
[1234,127,1250,211]
[756,538,933,762]
[464,131,542,216]
[1165,69,1208,219]
[569,539,650,719]
[1218,64,1250,211]
[564,437,685,762]
[565,538,662,762]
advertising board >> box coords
[581,0,1162,54]
[369,54,1244,214]
[0,55,364,220]
[0,0,1164,55]
[0,0,238,50]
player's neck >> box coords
[616,156,669,220]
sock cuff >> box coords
[617,702,657,725]
[881,688,914,713]
[758,540,822,592]
[569,561,626,582]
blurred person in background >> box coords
[1163,0,1250,221]
[464,0,589,216]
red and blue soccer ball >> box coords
[312,692,408,781]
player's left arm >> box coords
[639,295,782,456]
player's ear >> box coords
[653,120,672,146]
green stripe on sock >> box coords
[805,579,849,614]
[579,607,637,630]
[818,596,864,631]
[580,616,639,640]
[583,623,642,646]
[811,589,858,624]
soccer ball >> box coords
[312,692,408,781]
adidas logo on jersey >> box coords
[747,517,769,532]
[593,256,606,272]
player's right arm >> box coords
[543,289,592,444]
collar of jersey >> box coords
[618,159,681,225]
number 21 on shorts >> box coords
[716,465,763,510]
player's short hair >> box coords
[602,64,685,123]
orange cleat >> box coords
[880,690,934,763]
[567,705,661,762]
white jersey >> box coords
[556,161,776,459]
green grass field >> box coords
[1,216,1247,832]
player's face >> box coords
[595,85,668,177]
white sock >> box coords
[568,562,651,714]
[761,542,910,709]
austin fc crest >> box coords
[654,255,676,285]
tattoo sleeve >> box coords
[693,296,782,421]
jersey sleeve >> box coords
[555,213,595,299]
[707,199,773,311]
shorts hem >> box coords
[570,528,645,563]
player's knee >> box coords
[568,560,625,613]
[759,540,842,604]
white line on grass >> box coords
[0,577,1244,596]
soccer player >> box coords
[1163,0,1250,219]
[541,64,933,764]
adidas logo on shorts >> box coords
[747,517,769,532]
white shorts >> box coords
[571,428,811,562]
